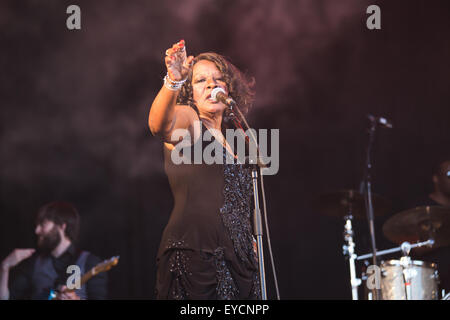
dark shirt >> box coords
[9,244,108,300]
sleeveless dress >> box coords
[155,122,260,300]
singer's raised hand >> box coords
[164,40,194,81]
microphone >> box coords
[368,114,393,128]
[211,87,236,107]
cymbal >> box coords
[315,189,392,219]
[382,206,450,249]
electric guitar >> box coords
[48,255,119,300]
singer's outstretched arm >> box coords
[149,88,197,143]
[148,40,196,144]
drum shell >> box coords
[379,260,439,300]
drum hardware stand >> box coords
[398,241,414,300]
[356,239,434,261]
[401,262,413,301]
[342,212,361,300]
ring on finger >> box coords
[165,49,170,56]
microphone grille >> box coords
[211,87,226,101]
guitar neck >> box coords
[79,269,95,287]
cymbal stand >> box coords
[342,202,361,300]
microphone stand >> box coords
[227,102,268,300]
[362,117,380,300]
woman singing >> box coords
[148,40,260,300]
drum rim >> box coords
[381,259,437,269]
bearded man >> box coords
[0,201,108,300]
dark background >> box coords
[1,0,449,299]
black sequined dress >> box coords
[156,122,260,300]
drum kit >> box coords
[316,189,450,300]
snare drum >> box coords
[379,260,439,300]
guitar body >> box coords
[47,256,119,300]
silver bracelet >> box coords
[163,73,186,91]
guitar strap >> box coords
[46,250,90,300]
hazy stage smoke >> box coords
[0,0,369,183]
[167,0,369,106]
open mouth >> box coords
[206,94,218,103]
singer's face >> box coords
[191,60,228,115]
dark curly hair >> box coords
[176,52,255,127]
